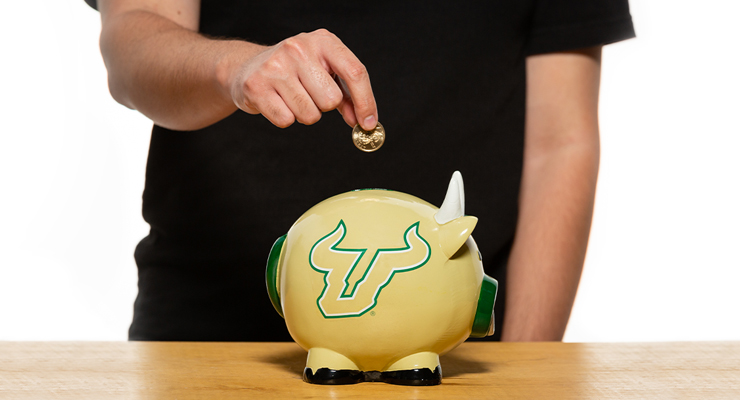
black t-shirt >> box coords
[86,0,634,341]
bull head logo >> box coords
[308,172,473,319]
[265,171,483,322]
[309,220,431,318]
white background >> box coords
[0,1,738,342]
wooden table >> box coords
[1,341,738,399]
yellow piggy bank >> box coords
[265,172,497,386]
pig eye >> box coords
[478,251,482,261]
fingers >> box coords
[235,68,296,128]
[232,29,377,130]
[242,76,324,128]
[323,44,378,130]
[334,75,358,127]
[275,77,322,126]
[298,64,343,113]
[247,89,295,128]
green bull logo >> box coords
[309,220,431,318]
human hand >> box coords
[228,29,378,130]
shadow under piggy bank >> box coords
[260,346,491,381]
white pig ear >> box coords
[438,216,478,258]
[435,171,465,224]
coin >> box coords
[352,122,385,152]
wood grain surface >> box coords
[1,341,738,399]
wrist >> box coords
[214,40,268,108]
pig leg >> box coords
[303,347,364,385]
[381,351,442,386]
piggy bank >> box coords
[265,172,497,386]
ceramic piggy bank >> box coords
[265,172,497,386]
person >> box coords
[86,0,635,342]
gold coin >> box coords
[352,122,385,152]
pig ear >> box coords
[435,171,465,225]
[438,216,478,258]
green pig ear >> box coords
[265,235,287,319]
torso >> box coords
[130,0,537,341]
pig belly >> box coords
[285,292,475,371]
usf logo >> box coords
[309,220,431,318]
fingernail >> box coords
[363,115,376,130]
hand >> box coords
[228,29,378,130]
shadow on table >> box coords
[261,347,307,377]
[440,351,491,377]
[260,347,491,378]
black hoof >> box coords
[381,366,442,386]
[303,368,364,385]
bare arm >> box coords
[501,47,602,341]
[98,0,378,131]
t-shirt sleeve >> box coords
[84,0,98,11]
[525,0,635,55]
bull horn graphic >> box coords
[435,171,465,224]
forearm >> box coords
[100,10,264,130]
[501,140,599,341]
[501,48,602,341]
